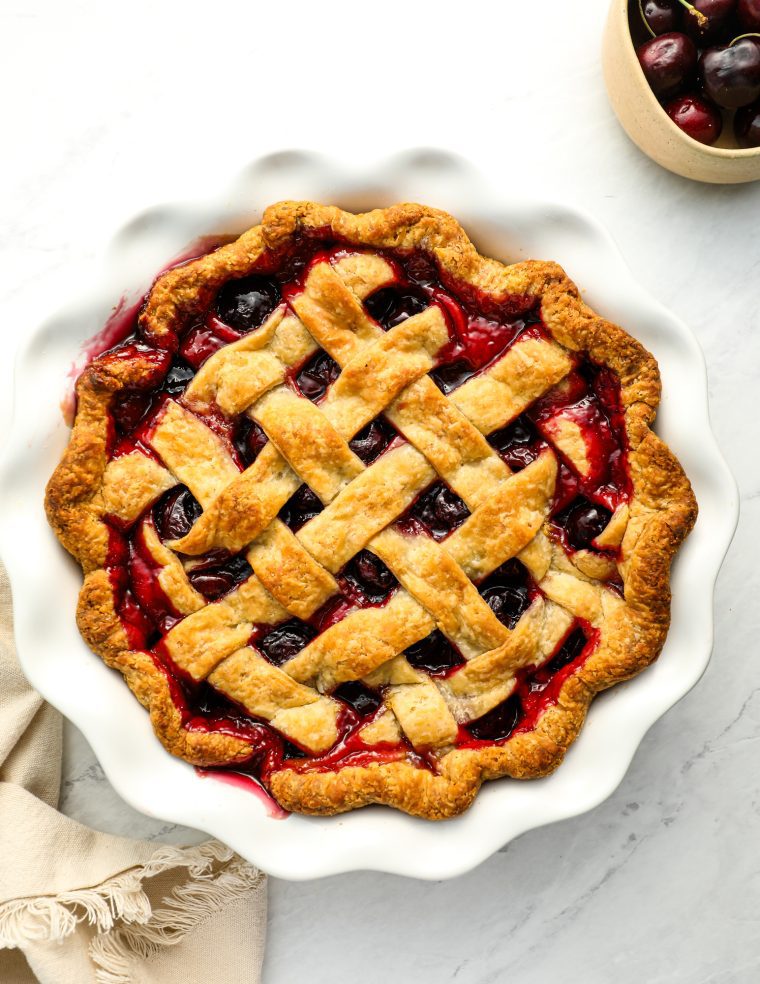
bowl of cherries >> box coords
[603,0,760,182]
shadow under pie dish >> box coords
[45,201,697,820]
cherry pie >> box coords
[46,202,697,819]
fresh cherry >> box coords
[700,37,760,108]
[738,0,760,29]
[215,276,280,332]
[467,695,521,742]
[641,0,683,35]
[257,619,316,666]
[279,485,323,531]
[407,482,470,540]
[637,32,698,97]
[555,498,612,551]
[665,91,723,141]
[365,287,429,330]
[404,630,464,674]
[478,560,533,629]
[683,0,736,43]
[735,97,760,143]
[348,418,395,464]
[296,350,340,401]
[155,487,202,540]
[343,549,397,602]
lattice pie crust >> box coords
[46,203,697,819]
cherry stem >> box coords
[637,0,656,38]
[675,0,708,27]
[729,33,760,46]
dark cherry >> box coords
[333,681,382,718]
[487,416,542,470]
[164,358,196,396]
[296,351,340,401]
[641,0,682,35]
[408,482,470,540]
[233,418,268,467]
[348,418,395,464]
[738,0,760,29]
[155,487,202,540]
[279,485,323,531]
[544,628,588,675]
[665,92,723,142]
[467,694,521,742]
[684,0,737,43]
[188,555,253,600]
[111,391,154,435]
[700,38,760,108]
[430,359,476,394]
[342,549,397,603]
[257,619,316,666]
[556,497,612,551]
[365,287,429,330]
[404,630,464,674]
[735,97,760,144]
[636,32,698,98]
[215,276,280,333]
[478,560,533,629]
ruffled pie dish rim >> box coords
[45,200,697,820]
[3,153,735,878]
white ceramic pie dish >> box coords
[0,150,737,880]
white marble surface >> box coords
[3,0,759,980]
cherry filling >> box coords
[365,286,429,329]
[478,559,534,629]
[464,625,595,743]
[215,276,281,333]
[279,485,324,531]
[257,619,317,667]
[93,236,629,787]
[294,351,340,401]
[187,554,254,601]
[554,497,613,552]
[341,549,398,604]
[405,630,464,675]
[233,418,268,467]
[154,487,202,541]
[487,415,545,471]
[348,418,396,464]
[399,481,470,540]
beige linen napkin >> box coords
[0,563,267,983]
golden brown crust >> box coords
[46,202,697,819]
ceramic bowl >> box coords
[603,0,760,184]
[0,150,738,879]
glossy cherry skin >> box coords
[684,0,737,43]
[637,32,698,98]
[409,482,470,539]
[365,287,428,330]
[641,0,682,34]
[700,38,760,108]
[558,499,612,551]
[343,550,397,602]
[215,276,280,332]
[735,98,760,145]
[155,488,202,540]
[467,695,521,742]
[257,619,316,666]
[738,0,760,29]
[665,92,724,142]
